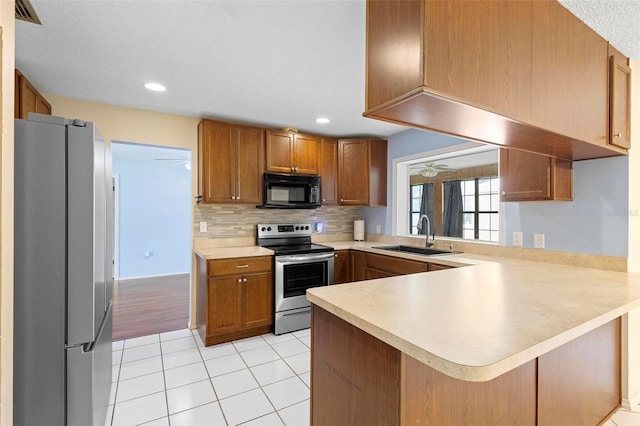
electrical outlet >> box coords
[376,224,382,234]
[199,221,208,233]
[512,232,523,246]
[534,233,545,249]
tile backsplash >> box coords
[194,204,362,239]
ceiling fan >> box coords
[154,158,191,170]
[413,162,453,178]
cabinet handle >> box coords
[615,132,622,138]
[323,198,326,202]
[243,278,247,283]
[231,196,236,200]
[501,191,506,195]
[334,254,338,258]
[236,264,249,269]
[340,199,344,202]
[237,278,243,283]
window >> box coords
[460,176,500,242]
[409,183,434,235]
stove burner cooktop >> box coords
[256,223,334,256]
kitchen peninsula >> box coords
[307,252,640,425]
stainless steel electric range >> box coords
[257,223,334,334]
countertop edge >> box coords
[307,293,640,382]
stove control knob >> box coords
[261,227,266,232]
[295,226,300,230]
[305,225,309,230]
[267,227,272,232]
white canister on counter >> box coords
[354,219,365,241]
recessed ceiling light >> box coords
[144,82,166,92]
[316,117,330,124]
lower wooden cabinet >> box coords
[350,251,366,282]
[311,307,620,426]
[196,256,273,346]
[500,148,572,202]
[339,250,453,283]
[333,250,351,284]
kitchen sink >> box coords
[373,245,460,256]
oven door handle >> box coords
[276,252,335,264]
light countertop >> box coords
[307,246,640,382]
[194,246,273,260]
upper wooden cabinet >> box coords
[609,45,631,150]
[500,149,572,202]
[319,138,338,205]
[530,0,608,147]
[15,69,52,119]
[266,130,319,174]
[338,138,387,206]
[364,0,630,161]
[198,119,264,204]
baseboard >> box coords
[116,272,190,281]
[622,391,640,410]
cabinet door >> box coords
[266,131,294,173]
[500,149,572,202]
[365,268,395,280]
[531,0,608,146]
[243,272,273,329]
[319,138,338,205]
[236,126,265,204]
[424,0,532,121]
[333,250,350,284]
[338,139,370,205]
[609,49,631,150]
[350,251,366,282]
[207,277,243,335]
[500,149,550,201]
[17,75,38,119]
[292,134,319,174]
[199,121,235,203]
[36,95,52,115]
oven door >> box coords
[274,252,334,313]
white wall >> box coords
[113,143,192,279]
[623,58,640,409]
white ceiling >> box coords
[15,1,640,140]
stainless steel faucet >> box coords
[417,214,434,248]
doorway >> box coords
[111,141,192,340]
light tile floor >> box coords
[107,327,640,426]
[107,328,311,426]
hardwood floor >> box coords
[112,273,190,342]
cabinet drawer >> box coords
[208,256,272,277]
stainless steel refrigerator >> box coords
[14,114,114,426]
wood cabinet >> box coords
[198,119,264,204]
[609,45,631,150]
[311,307,620,426]
[537,319,620,425]
[338,138,387,206]
[196,256,273,346]
[15,69,52,119]
[350,251,366,282]
[266,130,319,174]
[365,252,428,278]
[531,0,608,147]
[333,250,351,284]
[319,138,338,205]
[341,250,452,283]
[364,0,629,161]
[500,149,572,202]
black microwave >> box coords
[259,172,322,209]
